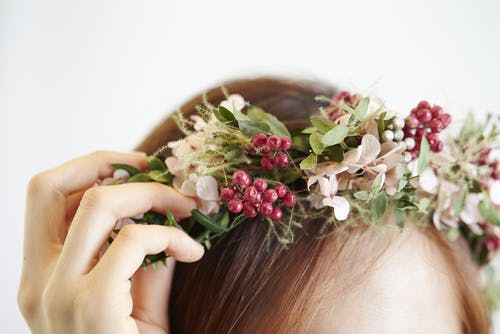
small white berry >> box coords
[393,117,405,129]
[404,137,416,150]
[403,152,412,163]
[382,130,394,142]
[394,130,404,141]
[113,169,130,179]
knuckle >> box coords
[80,187,108,210]
[27,170,53,195]
[41,284,65,315]
[17,289,38,319]
[118,224,142,242]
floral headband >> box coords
[101,89,500,302]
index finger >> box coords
[23,150,148,266]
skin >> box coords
[309,225,462,334]
[18,151,204,334]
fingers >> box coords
[91,224,204,284]
[56,182,197,277]
[23,151,147,266]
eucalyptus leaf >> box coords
[371,192,388,222]
[417,137,430,174]
[453,187,468,216]
[309,132,325,154]
[311,117,335,133]
[393,208,405,229]
[214,106,238,126]
[354,191,372,201]
[300,153,317,170]
[321,125,349,146]
[148,170,172,183]
[479,195,500,226]
[247,107,291,137]
[238,121,271,137]
[355,97,370,120]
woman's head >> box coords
[135,78,490,333]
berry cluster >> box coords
[403,101,452,160]
[251,133,293,170]
[221,170,297,220]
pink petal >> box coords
[359,134,381,165]
[196,175,219,201]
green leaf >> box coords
[321,125,349,146]
[165,210,185,231]
[417,137,430,174]
[447,228,460,241]
[309,132,325,154]
[393,208,405,229]
[148,170,171,183]
[299,153,317,170]
[238,121,271,137]
[191,209,227,233]
[324,145,344,162]
[479,195,500,226]
[354,191,372,201]
[146,156,167,171]
[453,187,468,216]
[371,192,388,222]
[371,173,385,194]
[247,107,291,137]
[127,173,151,183]
[213,208,230,228]
[292,134,311,153]
[111,163,141,176]
[302,126,317,134]
[214,106,238,126]
[311,117,335,133]
[355,97,370,120]
[416,198,431,213]
[377,111,387,135]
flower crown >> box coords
[101,90,500,302]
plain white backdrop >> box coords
[1,0,500,332]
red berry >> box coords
[267,135,282,149]
[283,192,297,207]
[426,133,439,146]
[415,128,426,140]
[251,133,268,148]
[405,115,419,128]
[264,189,278,203]
[244,186,259,202]
[433,140,443,152]
[416,108,432,123]
[275,152,290,167]
[280,137,293,150]
[428,119,445,133]
[439,114,452,127]
[260,145,272,155]
[334,91,351,103]
[220,187,236,201]
[270,207,283,221]
[409,149,419,160]
[417,101,431,110]
[274,183,288,198]
[232,170,251,187]
[253,178,268,192]
[430,105,443,118]
[492,170,500,180]
[260,202,274,216]
[260,156,275,170]
[243,201,258,218]
[228,199,243,213]
[486,236,500,251]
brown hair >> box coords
[135,77,490,333]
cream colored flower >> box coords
[173,174,220,215]
[311,175,350,220]
[220,94,245,113]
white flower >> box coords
[489,180,500,206]
[220,94,245,113]
[173,174,220,215]
[418,168,439,194]
[309,174,350,221]
[460,193,483,225]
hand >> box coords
[18,150,204,334]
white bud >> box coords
[404,137,416,150]
[382,130,394,142]
[393,117,405,129]
[403,152,413,163]
[394,130,404,141]
[113,169,130,179]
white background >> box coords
[1,0,500,332]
